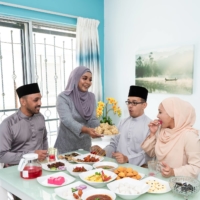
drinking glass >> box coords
[147,160,160,176]
[48,147,57,162]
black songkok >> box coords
[16,83,40,98]
[128,85,148,101]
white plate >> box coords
[36,172,75,187]
[138,172,146,180]
[42,160,67,172]
[74,153,104,164]
[67,164,93,177]
[140,176,171,193]
[65,152,81,163]
[54,181,94,200]
[107,177,150,200]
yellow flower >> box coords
[96,97,121,125]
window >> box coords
[0,18,76,146]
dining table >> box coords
[0,149,199,200]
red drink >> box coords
[20,166,42,179]
[149,172,156,176]
[49,154,56,162]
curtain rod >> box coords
[0,1,78,19]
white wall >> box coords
[104,0,200,129]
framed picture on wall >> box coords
[135,45,194,95]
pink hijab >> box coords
[65,66,95,121]
[155,97,198,161]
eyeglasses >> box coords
[125,101,145,106]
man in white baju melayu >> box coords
[91,85,151,166]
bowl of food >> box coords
[67,164,93,177]
[169,176,200,199]
[107,177,150,199]
[81,188,116,200]
[93,161,118,171]
[79,168,117,188]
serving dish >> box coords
[54,181,94,200]
[81,189,116,200]
[36,172,75,187]
[107,177,150,199]
[141,176,171,193]
[79,168,117,188]
[93,161,118,171]
[67,164,93,177]
[73,153,104,164]
[58,152,80,162]
[42,160,67,171]
[169,176,200,199]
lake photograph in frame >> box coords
[135,45,194,94]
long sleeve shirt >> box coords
[141,131,200,178]
[0,109,48,165]
[54,92,100,154]
[105,114,151,166]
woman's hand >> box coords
[82,126,103,138]
[148,120,160,137]
[112,152,128,164]
[88,128,103,138]
[161,161,174,178]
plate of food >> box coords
[79,168,117,188]
[140,176,171,193]
[42,161,67,171]
[113,166,145,180]
[54,181,94,200]
[58,152,80,162]
[73,153,104,164]
[67,164,93,177]
[37,172,75,187]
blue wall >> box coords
[0,0,104,94]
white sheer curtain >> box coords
[76,17,102,102]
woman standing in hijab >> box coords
[142,97,200,178]
[54,66,102,154]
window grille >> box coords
[0,18,76,146]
